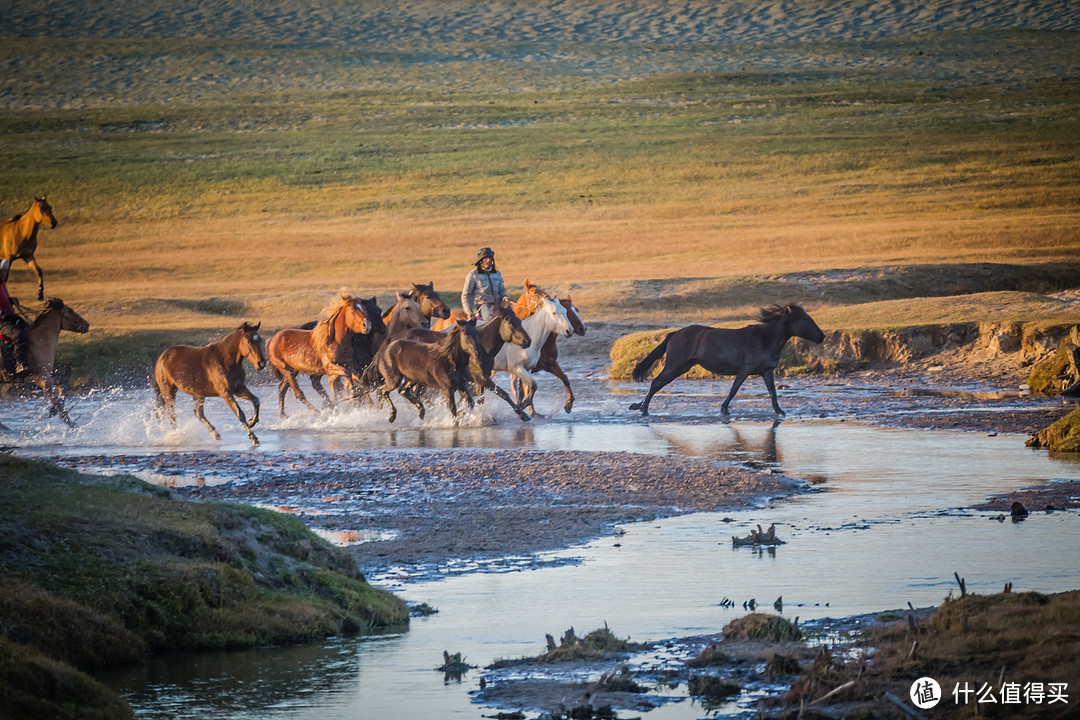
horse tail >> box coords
[631,333,672,382]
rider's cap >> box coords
[476,247,495,261]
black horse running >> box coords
[629,304,825,417]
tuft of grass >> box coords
[1027,408,1080,453]
[722,614,804,643]
[539,625,632,663]
[1027,341,1078,395]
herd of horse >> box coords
[152,281,584,445]
[1,195,829,442]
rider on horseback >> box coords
[462,247,510,322]
[0,259,32,377]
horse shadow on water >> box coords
[628,304,825,421]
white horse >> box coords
[492,297,572,417]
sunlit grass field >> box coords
[0,29,1077,357]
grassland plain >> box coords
[0,455,408,719]
[0,1,1077,387]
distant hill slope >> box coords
[7,0,1080,44]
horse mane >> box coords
[759,304,797,323]
[311,290,356,349]
[8,213,21,222]
[29,298,63,325]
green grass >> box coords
[0,455,408,717]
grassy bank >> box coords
[0,455,408,718]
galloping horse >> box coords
[401,301,533,421]
[511,281,587,414]
[153,322,266,445]
[629,304,825,418]
[267,291,372,417]
[299,295,385,403]
[1,196,57,300]
[0,298,88,427]
[376,319,485,423]
[492,296,572,417]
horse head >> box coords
[239,321,267,370]
[361,296,387,335]
[33,298,88,334]
[388,292,427,332]
[413,282,451,320]
[495,302,531,348]
[340,293,372,336]
[514,279,550,318]
[784,304,825,344]
[540,297,573,339]
[560,296,586,336]
[33,195,57,229]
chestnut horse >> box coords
[511,280,587,413]
[0,298,89,427]
[401,301,533,421]
[377,319,485,423]
[299,295,385,403]
[1,196,57,300]
[153,322,266,445]
[267,291,372,417]
[629,304,825,418]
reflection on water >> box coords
[5,377,1079,719]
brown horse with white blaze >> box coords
[153,322,266,445]
[2,196,57,300]
[629,304,825,418]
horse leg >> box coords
[721,370,752,415]
[545,360,575,414]
[310,374,333,406]
[192,397,222,441]
[40,379,75,428]
[443,387,459,418]
[377,385,397,423]
[27,257,44,301]
[486,379,531,422]
[221,392,259,446]
[284,369,320,414]
[400,384,426,420]
[629,360,696,416]
[233,384,261,428]
[761,369,785,417]
[512,367,542,418]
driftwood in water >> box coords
[732,523,784,547]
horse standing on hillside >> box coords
[628,304,825,418]
[402,300,533,421]
[1,196,58,301]
[510,280,587,414]
[376,319,485,423]
[267,291,372,417]
[153,322,266,445]
[492,296,573,417]
[0,298,89,427]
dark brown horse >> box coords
[1,298,88,427]
[267,291,372,416]
[1,196,57,300]
[401,301,533,421]
[629,304,825,417]
[153,322,266,445]
[376,319,484,423]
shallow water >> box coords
[6,375,1079,719]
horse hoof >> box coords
[563,403,573,414]
[517,412,531,422]
[629,402,641,411]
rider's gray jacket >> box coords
[462,268,508,318]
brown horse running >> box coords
[629,304,825,418]
[401,301,533,421]
[267,291,372,416]
[376,319,484,423]
[299,295,386,404]
[0,298,89,427]
[1,196,57,300]
[153,322,266,445]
